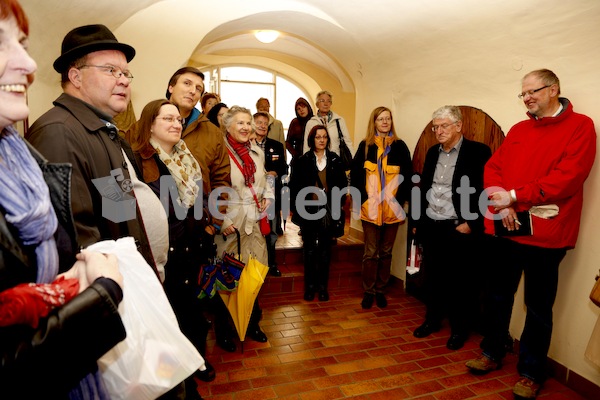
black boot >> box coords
[247,301,267,342]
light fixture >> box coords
[255,30,280,44]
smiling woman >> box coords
[0,1,128,398]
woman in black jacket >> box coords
[128,99,217,394]
[0,2,125,398]
[290,125,347,302]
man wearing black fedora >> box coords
[27,24,166,273]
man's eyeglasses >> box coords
[78,65,134,82]
[517,85,551,99]
[317,99,332,104]
[157,116,183,125]
[431,121,457,132]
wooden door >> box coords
[411,106,505,175]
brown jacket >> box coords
[182,115,231,194]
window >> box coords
[200,65,309,137]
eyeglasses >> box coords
[78,65,134,81]
[157,116,183,125]
[376,117,392,123]
[517,85,551,99]
[317,99,332,104]
[431,121,457,132]
[315,135,328,140]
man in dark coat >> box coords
[254,111,288,276]
[27,24,161,276]
[412,105,492,351]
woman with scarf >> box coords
[350,106,412,310]
[216,106,273,345]
[127,99,216,397]
[0,1,126,398]
[290,125,347,302]
[286,97,314,176]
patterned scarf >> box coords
[375,133,394,195]
[0,127,58,283]
[226,133,256,186]
[150,138,202,209]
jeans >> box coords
[361,221,399,294]
[481,237,566,383]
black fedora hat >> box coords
[53,24,136,73]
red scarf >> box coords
[227,133,256,186]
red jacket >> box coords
[484,99,596,249]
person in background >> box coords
[466,69,596,399]
[290,125,347,302]
[286,97,314,176]
[127,99,219,398]
[207,102,229,133]
[27,24,166,278]
[200,92,220,118]
[350,106,413,310]
[411,106,490,350]
[256,97,286,155]
[254,111,288,276]
[303,90,354,158]
[216,106,272,347]
[0,2,125,398]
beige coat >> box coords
[215,141,275,266]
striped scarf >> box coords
[226,133,256,186]
[0,127,58,283]
[375,133,393,196]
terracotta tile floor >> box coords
[197,219,588,399]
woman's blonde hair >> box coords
[364,106,399,156]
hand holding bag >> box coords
[91,237,204,400]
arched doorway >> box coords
[411,106,505,175]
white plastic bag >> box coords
[91,237,204,400]
[406,239,423,275]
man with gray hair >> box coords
[412,105,491,351]
[466,69,596,399]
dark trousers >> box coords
[481,236,565,383]
[420,218,481,336]
[163,250,211,355]
[361,220,399,294]
[302,224,332,292]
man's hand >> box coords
[499,207,521,231]
[489,190,515,211]
[455,222,472,234]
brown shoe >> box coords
[465,354,500,374]
[513,376,541,398]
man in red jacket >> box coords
[466,69,596,399]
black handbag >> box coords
[335,119,352,171]
[316,174,345,238]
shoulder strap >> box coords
[227,147,262,209]
[335,119,344,141]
